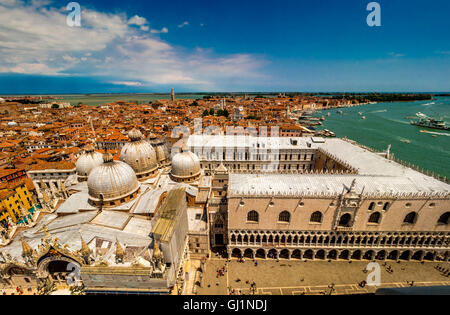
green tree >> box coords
[202,110,209,117]
[51,103,60,109]
[209,108,215,116]
[223,109,229,117]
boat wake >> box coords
[420,130,450,137]
[423,102,435,106]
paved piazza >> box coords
[195,258,450,295]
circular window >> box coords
[406,203,412,208]
[239,201,245,206]
[299,202,305,207]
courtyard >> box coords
[194,258,450,295]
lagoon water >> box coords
[56,93,205,106]
[316,97,450,179]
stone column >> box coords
[419,251,425,262]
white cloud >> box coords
[388,52,405,58]
[150,27,168,34]
[0,1,267,89]
[0,0,20,7]
[128,15,147,26]
[178,21,189,28]
[111,81,144,87]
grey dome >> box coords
[76,146,103,179]
[170,149,201,181]
[88,153,140,203]
[120,129,158,177]
[149,135,169,163]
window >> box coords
[310,211,322,223]
[278,211,290,223]
[338,213,352,227]
[383,202,390,211]
[403,212,417,224]
[368,212,381,224]
[368,202,375,210]
[247,210,259,223]
[437,212,449,225]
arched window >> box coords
[368,202,375,210]
[383,202,390,211]
[310,211,322,223]
[368,212,381,224]
[247,210,259,223]
[278,211,290,223]
[338,213,352,227]
[403,212,417,224]
[437,212,449,225]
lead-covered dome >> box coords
[150,133,170,165]
[170,147,201,182]
[87,152,140,206]
[76,145,103,181]
[120,129,158,179]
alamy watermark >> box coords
[366,262,381,286]
[367,2,381,27]
[66,2,81,27]
[66,262,82,286]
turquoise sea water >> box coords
[315,97,450,179]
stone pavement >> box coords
[196,258,450,295]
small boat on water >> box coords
[361,116,366,120]
[401,139,411,144]
[411,112,450,131]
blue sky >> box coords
[0,0,449,93]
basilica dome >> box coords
[170,147,201,182]
[87,152,140,206]
[76,145,103,181]
[149,133,170,165]
[120,128,158,179]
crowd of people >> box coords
[1,285,35,295]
